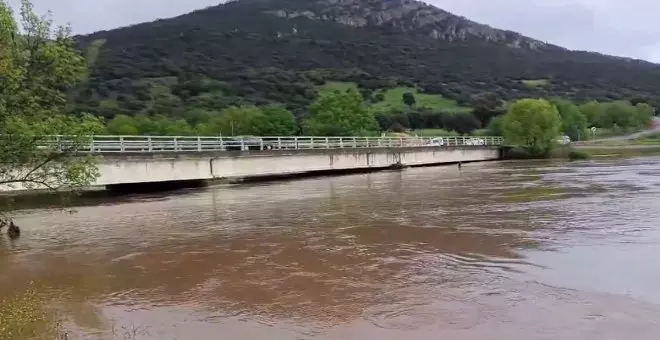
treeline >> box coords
[491,99,654,142]
[501,98,655,156]
[105,105,298,136]
[101,88,655,137]
[375,109,481,135]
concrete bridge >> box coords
[2,135,505,192]
[88,135,504,190]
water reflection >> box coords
[2,158,660,338]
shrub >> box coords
[568,150,590,160]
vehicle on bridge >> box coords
[427,137,445,146]
[464,137,486,146]
[223,136,267,151]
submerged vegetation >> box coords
[0,286,62,340]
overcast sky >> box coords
[6,0,660,62]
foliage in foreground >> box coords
[0,0,102,218]
[0,287,62,340]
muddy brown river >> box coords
[3,157,660,339]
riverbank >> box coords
[500,143,660,162]
[573,143,660,158]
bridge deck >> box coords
[69,135,503,153]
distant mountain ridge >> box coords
[72,0,660,120]
[261,0,550,49]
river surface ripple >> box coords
[3,157,660,339]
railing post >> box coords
[294,137,299,150]
[325,137,329,149]
[278,137,282,150]
[120,136,125,152]
[352,137,357,148]
[339,137,343,148]
[240,137,245,151]
[197,137,202,151]
[173,137,178,151]
[310,137,314,149]
[260,138,264,151]
[147,136,153,152]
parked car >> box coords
[556,135,571,145]
[428,137,444,146]
[223,136,265,151]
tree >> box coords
[303,89,379,136]
[633,102,655,128]
[0,0,103,220]
[441,112,481,134]
[601,101,635,129]
[472,92,505,126]
[260,105,297,135]
[216,106,263,136]
[106,114,139,135]
[402,92,416,107]
[486,115,504,136]
[502,99,562,155]
[579,101,603,127]
[552,99,587,141]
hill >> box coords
[72,0,660,125]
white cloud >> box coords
[428,0,660,61]
[5,0,660,62]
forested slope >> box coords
[71,0,660,128]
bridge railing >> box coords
[45,135,504,153]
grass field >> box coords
[371,87,471,112]
[409,128,460,137]
[521,79,550,88]
[316,81,358,97]
[317,82,471,113]
[574,144,660,158]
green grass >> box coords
[568,150,590,160]
[410,128,461,137]
[371,86,470,112]
[316,82,471,113]
[521,79,550,88]
[317,81,358,97]
[472,129,490,136]
[575,145,660,158]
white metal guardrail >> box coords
[38,135,504,153]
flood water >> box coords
[3,157,660,339]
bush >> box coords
[568,150,590,160]
[500,146,538,160]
